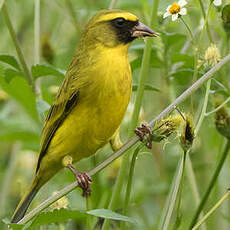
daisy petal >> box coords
[166,5,172,11]
[213,0,221,6]
[178,0,187,7]
[172,13,178,21]
[179,7,187,15]
[163,12,171,18]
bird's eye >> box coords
[114,18,126,27]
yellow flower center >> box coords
[169,2,181,14]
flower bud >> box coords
[214,97,230,139]
[180,114,194,151]
[204,44,221,67]
[153,114,185,142]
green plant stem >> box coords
[192,190,230,230]
[195,79,212,134]
[205,96,230,116]
[161,157,184,230]
[189,139,230,229]
[34,0,41,96]
[120,146,142,230]
[0,143,21,217]
[34,0,40,65]
[102,1,159,229]
[197,0,213,43]
[173,150,187,230]
[17,53,230,225]
[180,17,194,45]
[0,0,5,10]
[65,0,80,33]
[2,4,34,92]
[109,0,118,9]
[86,197,92,230]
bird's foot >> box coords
[134,122,153,149]
[66,164,92,197]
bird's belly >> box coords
[48,77,131,163]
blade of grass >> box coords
[192,190,230,230]
[2,4,35,92]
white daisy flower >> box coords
[213,0,222,6]
[163,0,187,21]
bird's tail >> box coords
[11,180,39,223]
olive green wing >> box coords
[36,74,80,173]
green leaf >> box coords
[32,64,65,79]
[0,55,21,70]
[132,84,160,92]
[3,68,24,83]
[171,54,194,68]
[0,77,39,123]
[2,218,24,230]
[86,209,138,225]
[169,69,194,85]
[27,209,86,229]
[161,32,186,51]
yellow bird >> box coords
[11,9,157,223]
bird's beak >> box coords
[131,21,159,38]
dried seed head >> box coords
[180,114,194,151]
[214,97,230,139]
[204,44,221,67]
[153,114,185,142]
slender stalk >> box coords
[195,79,212,134]
[205,97,230,116]
[0,0,5,10]
[120,146,141,230]
[34,0,41,96]
[189,140,230,229]
[0,143,21,217]
[102,0,159,229]
[192,191,230,230]
[34,0,40,65]
[180,17,194,45]
[162,158,184,230]
[173,150,187,230]
[197,0,213,43]
[65,0,80,33]
[109,0,118,9]
[17,53,230,225]
[2,4,34,92]
[86,197,92,230]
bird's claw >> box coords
[135,123,153,149]
[66,164,92,197]
[75,172,92,197]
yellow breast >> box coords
[48,44,132,161]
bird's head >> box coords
[82,9,158,48]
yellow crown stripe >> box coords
[95,12,138,23]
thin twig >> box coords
[205,97,230,116]
[16,53,230,225]
[2,4,34,92]
[192,190,230,230]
